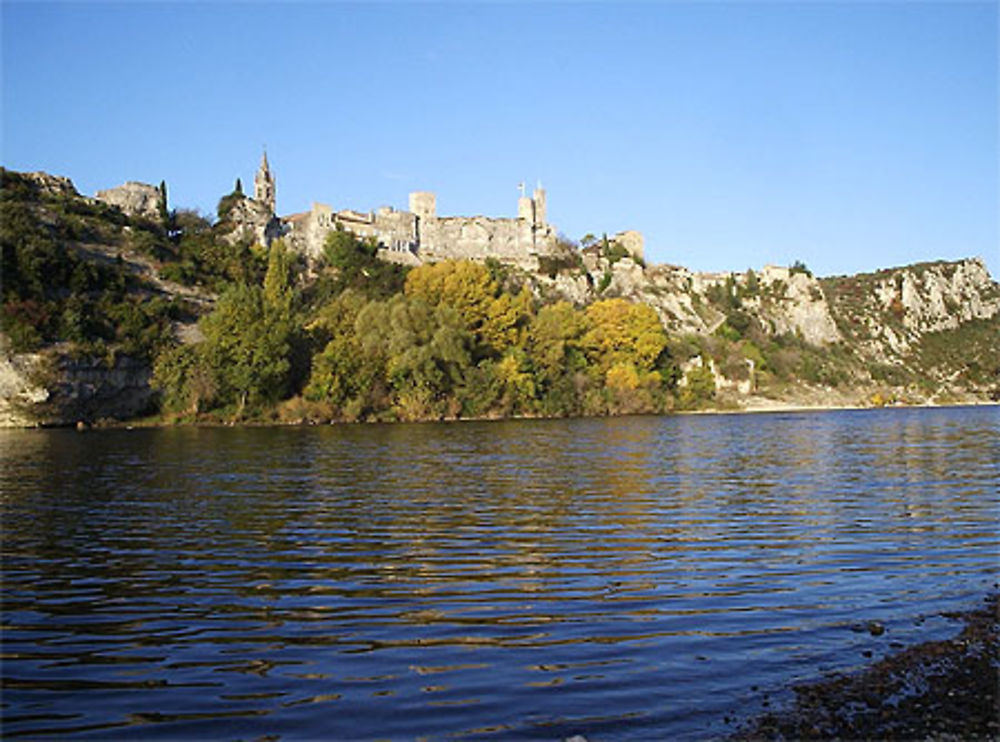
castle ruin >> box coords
[279,181,560,271]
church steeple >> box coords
[254,149,275,213]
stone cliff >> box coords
[0,341,154,427]
[824,258,1000,355]
[525,253,998,405]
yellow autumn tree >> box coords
[581,298,667,377]
[404,260,496,333]
[481,287,533,355]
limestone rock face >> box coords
[95,181,163,221]
[222,195,282,247]
[614,230,645,261]
[607,257,646,295]
[0,343,49,427]
[20,171,79,198]
[0,337,154,427]
[894,258,997,333]
[49,354,154,424]
[763,272,842,345]
[825,257,1000,359]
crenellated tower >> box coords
[254,150,276,213]
[533,182,546,225]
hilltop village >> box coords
[96,153,645,272]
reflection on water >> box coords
[1,407,998,739]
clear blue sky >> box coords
[3,2,997,278]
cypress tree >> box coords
[158,180,169,227]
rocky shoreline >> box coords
[732,594,1000,740]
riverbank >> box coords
[732,594,1000,740]
[48,397,996,430]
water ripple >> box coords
[1,407,998,739]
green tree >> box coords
[790,260,813,278]
[604,361,657,415]
[152,344,218,415]
[678,362,716,409]
[216,187,245,222]
[525,301,589,416]
[304,290,379,416]
[157,180,170,227]
[355,295,473,419]
[320,227,407,298]
[529,301,586,385]
[481,288,533,356]
[198,282,293,412]
[493,348,536,414]
[263,239,295,317]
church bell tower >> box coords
[254,150,276,213]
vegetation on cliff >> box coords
[154,236,684,422]
[2,168,998,425]
[0,168,181,362]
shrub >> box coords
[678,363,716,409]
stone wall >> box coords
[409,191,436,219]
[284,203,419,263]
[374,208,419,254]
[282,188,559,270]
[416,214,557,269]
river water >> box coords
[1,407,998,739]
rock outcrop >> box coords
[95,181,164,221]
[0,343,49,427]
[540,259,843,345]
[823,258,1000,359]
[0,340,155,427]
[220,193,282,247]
[18,171,79,198]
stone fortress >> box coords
[90,152,645,271]
[226,153,644,271]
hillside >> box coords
[2,168,997,427]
